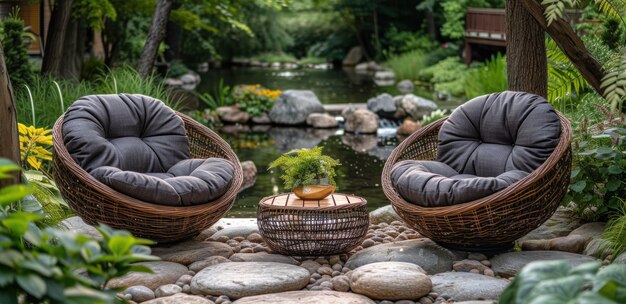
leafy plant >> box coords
[385,50,427,81]
[419,57,468,97]
[198,79,233,110]
[18,123,53,171]
[0,158,158,304]
[566,109,626,220]
[500,260,626,303]
[268,147,340,190]
[602,200,626,259]
[231,84,281,117]
[464,53,508,99]
[23,170,71,227]
[1,13,35,88]
[547,38,590,106]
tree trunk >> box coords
[164,20,182,63]
[505,0,547,97]
[0,42,22,186]
[137,0,173,78]
[59,18,84,80]
[41,0,73,77]
[426,11,437,40]
[520,0,605,96]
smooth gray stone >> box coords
[431,272,509,301]
[490,250,598,278]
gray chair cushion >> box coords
[438,91,560,176]
[62,94,189,173]
[391,160,528,207]
[91,158,234,206]
[390,91,560,207]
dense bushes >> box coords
[1,15,34,87]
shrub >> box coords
[464,53,508,99]
[231,84,281,117]
[420,109,449,126]
[268,147,340,190]
[419,57,468,97]
[0,158,158,304]
[602,201,626,259]
[500,260,626,303]
[385,50,427,81]
[1,15,34,87]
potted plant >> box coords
[268,146,340,200]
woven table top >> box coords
[259,193,367,210]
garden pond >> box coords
[199,67,463,217]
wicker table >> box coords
[257,193,369,256]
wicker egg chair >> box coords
[382,108,572,252]
[52,112,243,243]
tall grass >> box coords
[464,54,508,99]
[15,67,176,128]
[384,50,427,80]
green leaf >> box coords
[0,271,15,287]
[571,180,587,192]
[108,236,135,256]
[16,273,46,299]
[608,165,623,174]
[0,287,18,304]
[607,179,622,191]
[0,185,32,205]
[0,158,21,179]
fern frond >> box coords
[542,0,581,25]
[600,52,626,111]
[593,0,626,26]
[546,39,590,106]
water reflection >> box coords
[224,126,397,217]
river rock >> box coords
[300,260,322,274]
[395,94,437,121]
[343,46,363,66]
[397,119,421,136]
[374,70,396,80]
[431,272,508,302]
[396,80,415,94]
[344,109,378,134]
[350,262,431,300]
[212,226,260,239]
[569,222,606,240]
[269,127,330,153]
[230,252,298,265]
[519,206,580,241]
[251,113,272,124]
[190,262,310,299]
[342,134,377,152]
[154,284,182,298]
[548,234,589,253]
[490,251,598,278]
[367,93,397,119]
[240,161,257,192]
[189,256,231,273]
[369,205,403,224]
[152,240,233,265]
[233,290,376,304]
[613,251,626,264]
[306,113,338,128]
[107,261,188,290]
[142,293,214,304]
[453,259,489,273]
[583,237,612,258]
[124,286,155,303]
[217,106,250,124]
[59,216,103,240]
[345,239,454,274]
[269,90,324,125]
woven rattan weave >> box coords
[52,112,243,243]
[257,193,369,256]
[381,113,572,251]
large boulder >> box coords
[344,109,378,134]
[240,161,257,192]
[151,240,234,265]
[490,251,598,278]
[343,46,363,66]
[106,261,188,290]
[369,205,402,224]
[366,93,397,119]
[431,272,509,302]
[269,90,324,125]
[350,262,432,300]
[397,119,422,136]
[396,80,415,94]
[233,291,376,304]
[217,106,250,124]
[395,94,437,120]
[306,113,338,128]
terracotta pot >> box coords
[293,185,336,200]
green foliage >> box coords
[0,158,158,304]
[601,18,625,50]
[419,57,468,96]
[167,60,191,78]
[198,79,233,110]
[566,110,626,220]
[547,38,590,106]
[385,50,427,81]
[251,52,297,63]
[230,84,281,117]
[500,260,626,303]
[542,0,626,26]
[602,201,626,259]
[464,53,508,99]
[1,15,34,88]
[382,25,438,56]
[600,52,626,111]
[268,147,340,190]
[440,0,504,40]
[420,109,449,126]
[23,170,72,227]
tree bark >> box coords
[520,0,605,96]
[0,42,22,186]
[505,0,547,97]
[59,18,84,80]
[138,0,173,78]
[41,0,73,77]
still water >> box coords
[199,67,458,217]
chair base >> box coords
[435,241,515,256]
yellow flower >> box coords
[18,123,53,170]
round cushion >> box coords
[437,91,561,177]
[62,94,190,173]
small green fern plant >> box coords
[268,147,340,190]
